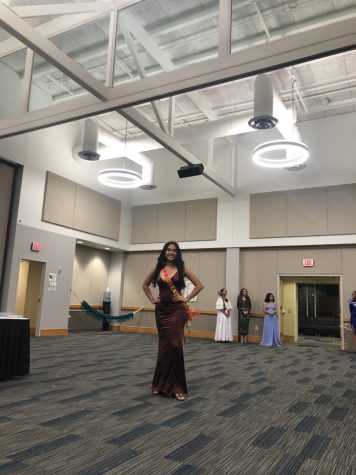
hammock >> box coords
[71,289,143,323]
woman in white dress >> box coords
[214,288,233,342]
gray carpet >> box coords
[0,332,355,474]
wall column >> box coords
[226,247,240,338]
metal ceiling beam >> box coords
[0,4,109,101]
[0,16,356,138]
[119,106,236,196]
[119,13,169,134]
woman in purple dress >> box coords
[260,292,282,347]
[142,241,203,401]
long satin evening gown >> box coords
[152,273,188,395]
[260,303,282,347]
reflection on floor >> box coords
[297,335,341,348]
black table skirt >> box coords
[0,319,30,381]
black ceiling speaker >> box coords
[177,163,204,178]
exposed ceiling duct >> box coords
[76,118,100,161]
[248,74,279,130]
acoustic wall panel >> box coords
[123,252,157,306]
[327,184,356,235]
[131,205,158,244]
[250,183,356,238]
[43,172,121,240]
[131,198,217,244]
[286,188,327,236]
[73,185,120,239]
[157,202,185,242]
[184,198,217,241]
[250,192,286,238]
[42,172,76,228]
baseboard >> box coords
[111,325,239,341]
[39,329,68,336]
[109,325,293,344]
[110,325,158,335]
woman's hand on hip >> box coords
[172,294,186,303]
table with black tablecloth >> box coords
[0,315,30,381]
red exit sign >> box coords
[302,258,314,267]
[31,242,41,252]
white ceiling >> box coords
[1,0,356,199]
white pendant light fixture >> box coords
[97,120,143,188]
[98,168,142,188]
[252,73,309,169]
[252,140,309,168]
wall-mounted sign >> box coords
[48,273,57,291]
[31,242,41,252]
[302,258,314,267]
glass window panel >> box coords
[307,284,315,318]
[114,0,219,86]
[231,0,356,54]
[0,44,27,119]
[50,15,110,85]
[29,53,87,111]
[315,284,339,318]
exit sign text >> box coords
[302,258,314,267]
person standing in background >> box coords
[348,291,356,352]
[142,241,204,401]
[260,292,282,347]
[214,288,233,342]
[237,288,251,344]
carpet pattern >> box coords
[0,332,355,474]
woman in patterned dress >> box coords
[237,288,251,344]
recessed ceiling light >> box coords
[104,247,110,250]
[77,241,83,244]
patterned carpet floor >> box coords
[0,332,355,474]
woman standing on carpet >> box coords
[237,288,251,344]
[214,288,233,342]
[260,292,282,347]
[142,241,204,401]
[348,291,356,352]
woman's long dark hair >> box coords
[151,241,185,289]
[264,292,275,303]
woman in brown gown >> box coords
[142,241,204,401]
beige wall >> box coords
[122,249,226,333]
[240,245,355,322]
[71,245,111,306]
